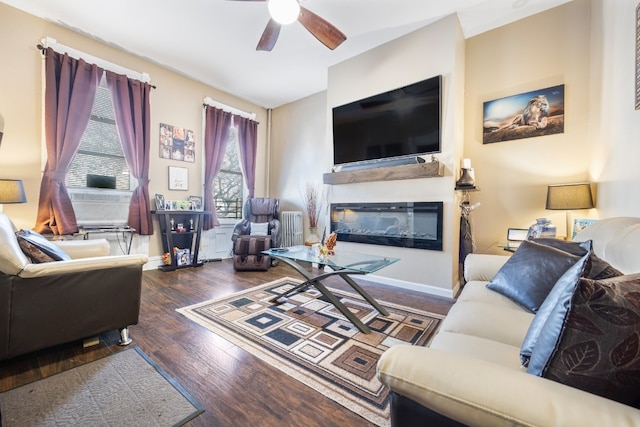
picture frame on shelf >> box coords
[171,200,192,211]
[168,166,189,191]
[176,248,191,266]
[573,218,598,239]
[188,195,203,211]
[155,193,165,211]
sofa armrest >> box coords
[17,254,148,278]
[378,346,640,427]
[464,253,509,282]
[52,239,110,259]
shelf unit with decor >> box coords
[152,210,210,271]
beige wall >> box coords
[464,0,594,252]
[0,3,268,258]
[464,0,640,252]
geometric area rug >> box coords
[0,346,204,427]
[177,277,444,427]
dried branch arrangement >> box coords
[302,182,322,228]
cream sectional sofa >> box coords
[378,217,640,426]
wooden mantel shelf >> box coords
[323,160,443,185]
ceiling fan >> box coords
[229,0,347,51]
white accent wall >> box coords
[271,15,466,296]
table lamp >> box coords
[545,183,594,239]
[0,179,27,212]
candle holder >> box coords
[455,158,475,189]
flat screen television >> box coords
[332,75,442,166]
[86,174,116,189]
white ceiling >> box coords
[2,0,570,109]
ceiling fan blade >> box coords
[298,6,346,50]
[257,18,281,51]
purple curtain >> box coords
[236,116,259,199]
[106,71,153,235]
[203,106,233,230]
[35,48,102,235]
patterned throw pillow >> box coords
[519,241,625,367]
[487,240,580,312]
[528,273,640,408]
[18,238,56,263]
[16,229,71,263]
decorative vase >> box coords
[305,226,321,246]
[527,218,556,239]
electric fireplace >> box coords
[330,202,443,251]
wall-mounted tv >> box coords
[332,75,442,166]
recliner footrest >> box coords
[233,235,272,271]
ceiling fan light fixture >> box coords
[267,0,300,25]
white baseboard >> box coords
[143,256,458,299]
[364,273,455,299]
[144,255,163,271]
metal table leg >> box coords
[269,255,387,334]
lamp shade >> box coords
[546,183,594,210]
[0,179,27,204]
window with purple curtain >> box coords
[202,106,233,230]
[235,116,259,200]
[106,71,154,235]
[35,48,102,235]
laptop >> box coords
[504,228,528,251]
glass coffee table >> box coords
[262,245,399,333]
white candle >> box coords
[462,158,471,169]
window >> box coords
[66,75,130,190]
[213,125,244,219]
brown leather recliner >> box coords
[231,198,281,271]
[0,213,148,361]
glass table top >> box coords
[263,245,399,274]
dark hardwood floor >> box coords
[0,259,455,426]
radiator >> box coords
[280,211,303,247]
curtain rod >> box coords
[37,37,155,88]
[203,97,256,121]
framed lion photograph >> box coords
[482,84,565,144]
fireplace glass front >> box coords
[330,202,443,251]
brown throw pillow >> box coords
[528,273,640,408]
[18,238,56,263]
[16,229,71,263]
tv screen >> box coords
[332,75,442,166]
[86,174,116,189]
